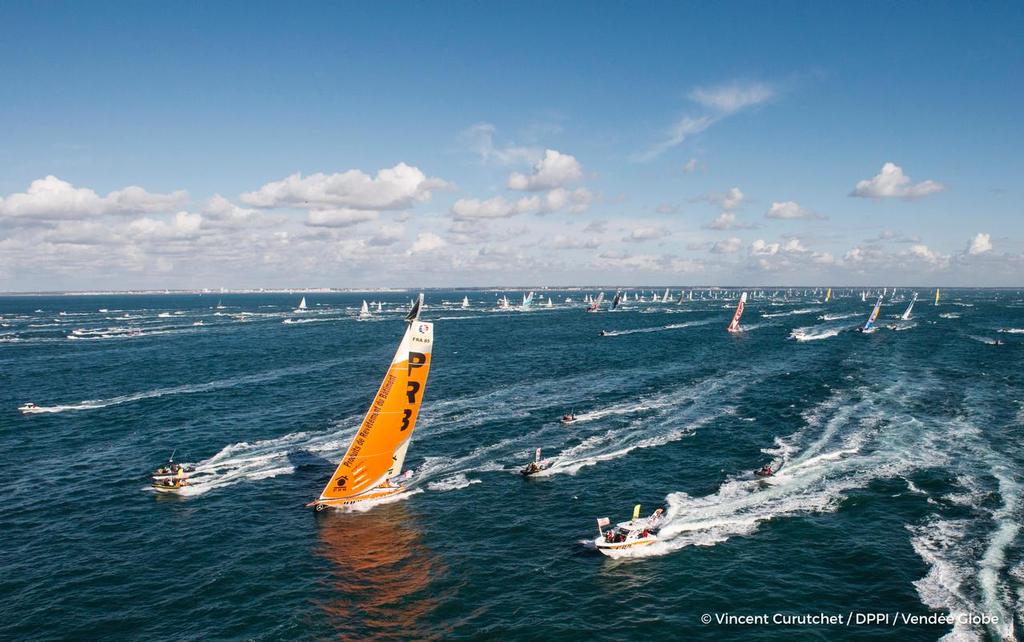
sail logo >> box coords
[418,324,429,333]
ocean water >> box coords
[1,290,1021,641]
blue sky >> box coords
[1,2,1021,290]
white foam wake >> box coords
[21,360,342,414]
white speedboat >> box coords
[594,506,663,556]
[18,402,42,414]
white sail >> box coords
[662,288,670,302]
[377,301,383,313]
[298,297,307,310]
[587,291,605,312]
[359,300,371,318]
[901,292,918,320]
[462,296,469,309]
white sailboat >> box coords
[662,288,670,303]
[587,292,605,313]
[461,296,470,309]
[358,300,371,319]
[520,291,534,311]
[296,297,307,311]
[546,297,553,308]
[901,292,918,320]
[309,295,433,510]
[727,292,747,333]
[499,295,511,310]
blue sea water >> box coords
[0,289,1021,641]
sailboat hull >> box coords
[310,484,408,510]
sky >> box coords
[0,1,1022,291]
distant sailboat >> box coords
[662,288,670,303]
[610,290,622,311]
[901,292,918,320]
[824,288,831,303]
[859,294,884,333]
[461,296,470,309]
[358,300,371,319]
[727,292,747,333]
[587,292,605,313]
[499,295,511,310]
[546,297,553,308]
[520,291,534,311]
[309,295,432,510]
[861,291,867,302]
[934,288,941,306]
[294,297,308,313]
[376,301,383,313]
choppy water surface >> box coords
[1,290,1021,640]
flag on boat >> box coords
[597,517,610,528]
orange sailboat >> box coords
[309,294,434,511]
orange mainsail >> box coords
[315,295,433,506]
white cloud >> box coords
[689,81,776,114]
[907,244,947,265]
[711,237,742,254]
[368,224,405,246]
[850,162,944,199]
[507,149,583,191]
[240,163,450,210]
[459,123,539,165]
[682,158,699,174]
[624,226,670,242]
[635,81,775,160]
[765,200,823,220]
[126,211,203,241]
[655,203,680,214]
[695,187,744,211]
[703,212,754,230]
[550,235,600,250]
[305,209,379,228]
[749,239,780,256]
[0,175,187,220]
[451,187,592,220]
[542,187,593,214]
[408,232,446,254]
[968,232,992,255]
[450,195,539,220]
[201,195,270,227]
[633,116,714,162]
[583,220,608,233]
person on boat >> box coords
[523,461,539,475]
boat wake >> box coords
[818,312,860,321]
[600,318,715,337]
[761,308,822,318]
[20,360,343,414]
[788,325,852,342]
